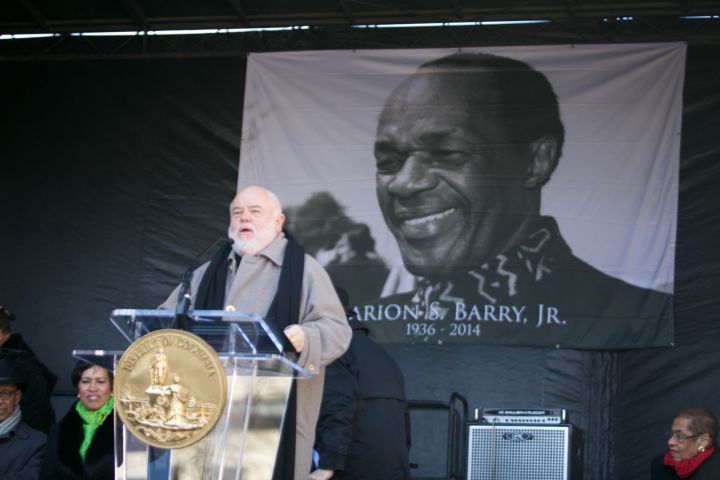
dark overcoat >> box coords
[41,403,116,480]
[315,325,411,480]
[0,421,47,479]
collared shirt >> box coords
[223,233,287,315]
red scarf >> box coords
[663,446,715,479]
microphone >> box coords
[173,268,194,331]
[171,236,233,331]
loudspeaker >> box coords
[467,424,580,480]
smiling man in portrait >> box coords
[362,52,673,348]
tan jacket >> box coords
[161,233,351,479]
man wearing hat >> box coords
[0,306,57,433]
[0,358,48,478]
[311,287,411,480]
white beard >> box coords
[228,225,277,256]
[230,236,256,256]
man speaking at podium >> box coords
[160,185,351,480]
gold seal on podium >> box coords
[114,329,227,449]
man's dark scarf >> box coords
[194,231,304,479]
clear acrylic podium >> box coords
[74,308,311,480]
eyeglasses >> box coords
[665,430,702,442]
[0,389,19,400]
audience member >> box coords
[41,361,115,480]
[0,306,57,433]
[651,406,720,479]
[310,288,410,480]
[0,358,47,479]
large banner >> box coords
[239,43,683,349]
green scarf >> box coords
[75,395,114,461]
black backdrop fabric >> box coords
[1,47,719,480]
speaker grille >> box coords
[467,424,570,480]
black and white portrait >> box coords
[239,43,683,349]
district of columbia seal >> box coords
[114,329,228,449]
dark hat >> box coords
[0,358,27,387]
[0,306,15,322]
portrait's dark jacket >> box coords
[314,323,411,480]
[0,333,58,432]
[362,216,673,349]
[0,421,47,479]
[41,403,116,480]
[651,450,720,479]
[326,255,390,306]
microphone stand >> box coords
[170,236,233,331]
[173,268,194,331]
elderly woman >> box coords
[651,406,720,479]
[41,361,115,479]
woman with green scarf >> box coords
[41,361,116,479]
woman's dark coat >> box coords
[651,450,720,480]
[41,403,116,480]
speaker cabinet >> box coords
[467,424,580,480]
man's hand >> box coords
[308,468,334,480]
[283,324,306,352]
